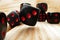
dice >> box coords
[38,12,46,22]
[47,12,60,24]
[19,6,39,26]
[36,3,48,12]
[20,3,31,10]
[7,11,20,28]
[0,12,7,40]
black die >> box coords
[36,3,48,12]
[7,11,20,28]
[47,12,59,24]
[19,6,39,26]
[0,12,7,40]
[38,12,46,22]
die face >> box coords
[19,6,39,26]
[7,11,20,28]
[0,12,7,40]
[47,12,59,24]
[36,3,48,12]
[38,12,46,22]
[20,3,31,10]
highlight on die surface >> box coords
[20,3,31,10]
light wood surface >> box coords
[0,0,36,15]
[4,22,60,40]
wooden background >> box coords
[0,0,60,15]
[36,0,60,12]
[0,0,36,15]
